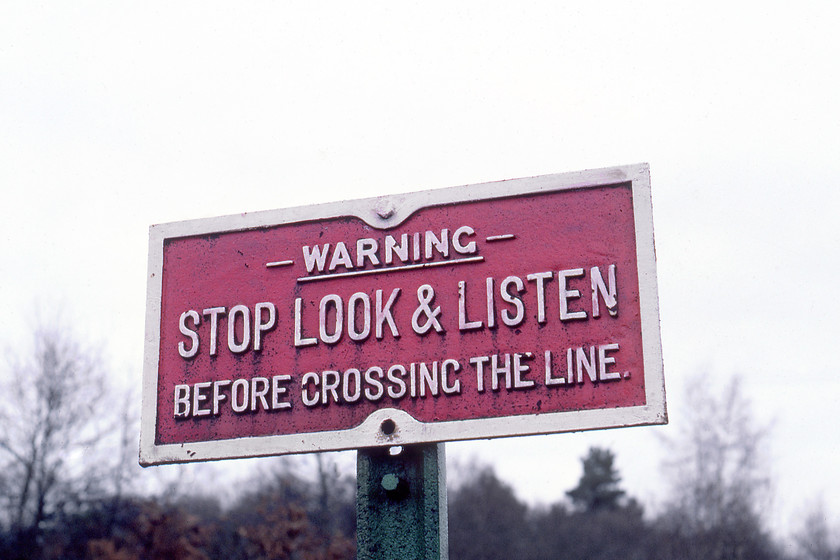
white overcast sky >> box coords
[2,1,839,537]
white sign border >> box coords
[140,163,665,466]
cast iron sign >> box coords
[140,164,665,465]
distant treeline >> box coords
[1,324,837,559]
[0,447,828,560]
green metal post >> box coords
[357,443,448,560]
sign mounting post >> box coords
[357,443,447,559]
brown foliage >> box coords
[238,500,354,560]
[85,501,209,560]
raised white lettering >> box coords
[227,305,250,354]
[559,268,587,321]
[253,302,276,351]
[202,306,226,356]
[302,244,330,272]
[591,265,618,318]
[178,310,200,358]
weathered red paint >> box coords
[154,182,646,446]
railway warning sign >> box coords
[140,164,665,465]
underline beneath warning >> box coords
[297,256,485,283]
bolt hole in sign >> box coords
[140,164,666,466]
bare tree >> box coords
[794,500,840,560]
[657,374,776,559]
[0,321,114,554]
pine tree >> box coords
[566,447,626,513]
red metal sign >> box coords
[140,164,665,465]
